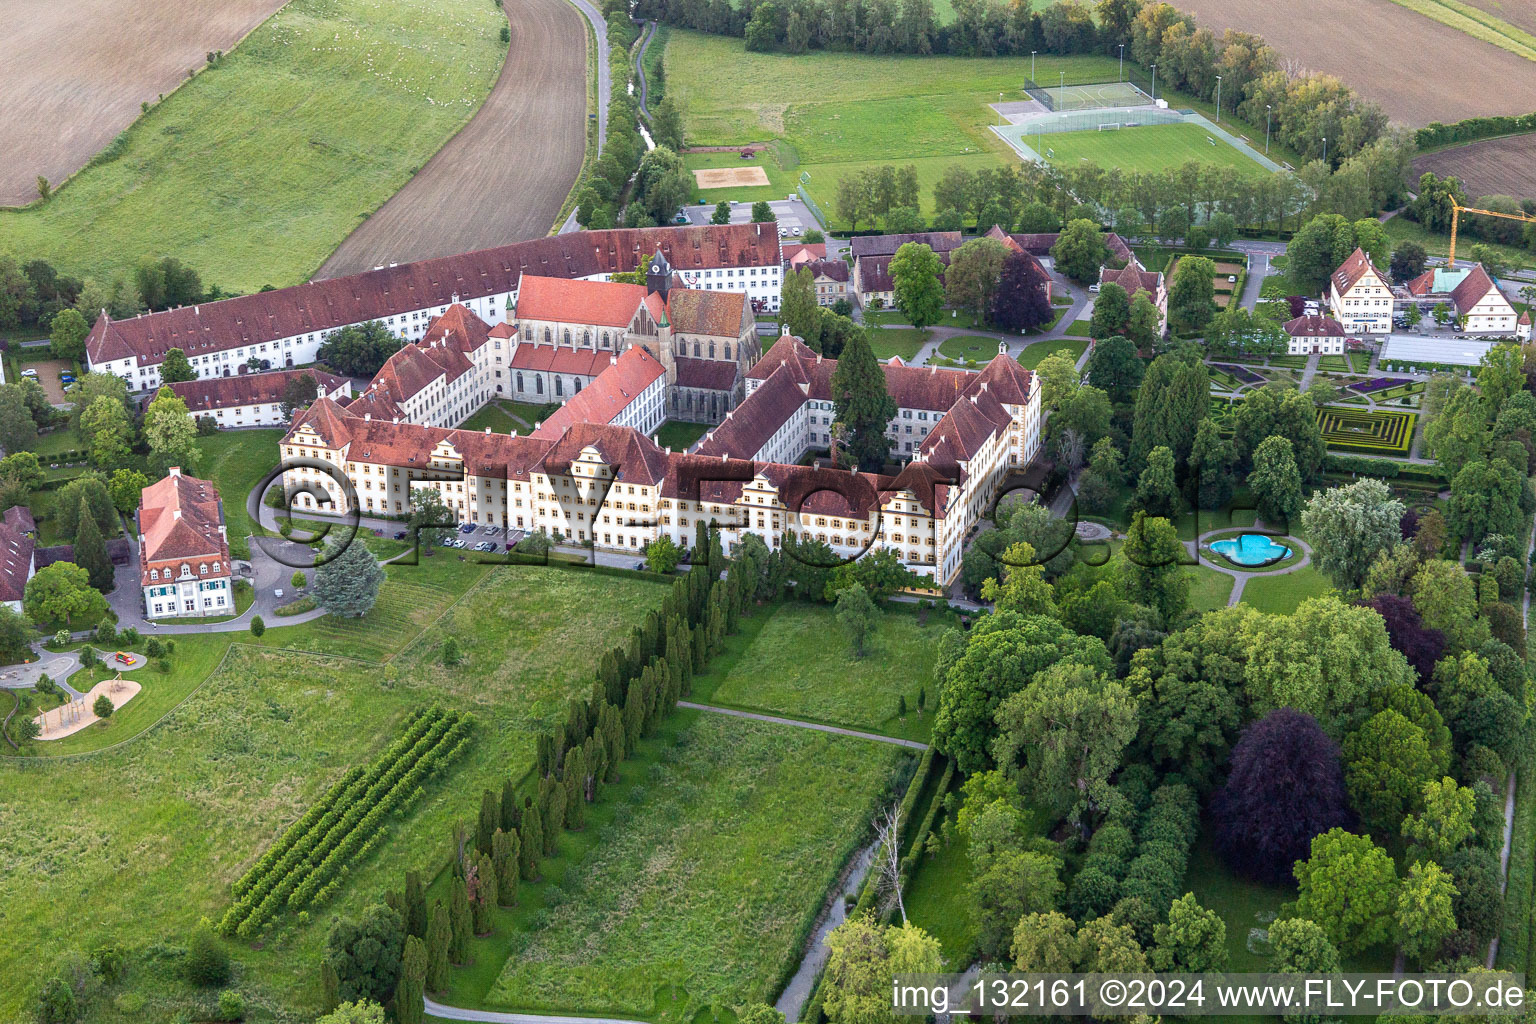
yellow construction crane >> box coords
[1448,203,1536,267]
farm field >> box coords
[1379,0,1536,61]
[0,0,288,206]
[315,0,588,277]
[1035,123,1271,178]
[1463,0,1536,34]
[691,601,954,741]
[483,710,908,1016]
[1168,0,1536,124]
[0,0,506,294]
[1413,133,1536,202]
[0,564,666,1021]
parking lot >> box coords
[17,358,76,404]
[679,196,822,237]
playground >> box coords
[34,671,143,741]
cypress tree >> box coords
[493,828,519,905]
[500,778,520,833]
[642,609,660,658]
[404,870,427,939]
[470,851,496,935]
[398,935,426,1024]
[603,705,625,781]
[694,519,711,564]
[477,789,499,855]
[321,958,340,1012]
[519,811,542,881]
[448,876,471,964]
[73,495,114,593]
[585,735,605,801]
[563,748,586,830]
[623,630,644,679]
[565,698,589,749]
[542,778,565,852]
[599,649,622,705]
[551,728,566,775]
[623,682,644,749]
[692,622,708,668]
[425,902,450,993]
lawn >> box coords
[198,428,287,559]
[481,710,909,1018]
[1238,566,1333,615]
[690,601,953,741]
[938,334,1004,363]
[0,0,506,293]
[459,400,535,435]
[684,148,795,207]
[1185,564,1236,612]
[0,563,667,1021]
[1017,337,1089,369]
[664,30,1124,225]
[1382,214,1535,272]
[1034,122,1272,179]
[656,419,712,451]
[905,822,979,968]
[868,327,931,362]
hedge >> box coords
[1416,112,1536,151]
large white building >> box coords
[1403,264,1519,334]
[1329,248,1393,335]
[165,368,352,429]
[84,224,782,393]
[137,468,234,619]
[279,327,1041,586]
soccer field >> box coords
[1034,122,1271,178]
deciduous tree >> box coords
[1300,478,1405,590]
[888,242,944,329]
[1293,828,1398,954]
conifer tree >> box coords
[519,810,542,881]
[312,536,386,617]
[563,748,587,830]
[448,876,471,964]
[692,622,708,669]
[536,734,554,778]
[598,649,622,705]
[603,706,626,780]
[477,789,499,856]
[623,684,644,749]
[585,735,606,801]
[493,828,520,905]
[830,328,898,470]
[321,958,341,1012]
[541,778,565,852]
[425,903,450,992]
[73,495,113,592]
[470,851,496,935]
[500,778,519,833]
[404,870,427,940]
[398,935,426,1024]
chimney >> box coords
[392,417,399,424]
[485,427,492,434]
[172,509,182,520]
[169,466,181,477]
[365,413,371,422]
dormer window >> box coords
[199,564,207,574]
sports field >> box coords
[0,0,506,293]
[1031,123,1272,178]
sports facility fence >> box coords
[992,107,1287,175]
[1022,78,1150,112]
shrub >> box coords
[291,571,308,590]
[35,977,75,1024]
[276,596,317,617]
[184,926,231,987]
[95,621,116,644]
[93,695,114,719]
[218,990,246,1022]
[250,616,266,638]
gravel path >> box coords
[423,998,645,1024]
[633,20,656,117]
[678,701,928,749]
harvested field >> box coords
[1414,134,1536,201]
[315,0,588,278]
[1169,0,1536,124]
[693,165,772,188]
[0,0,288,207]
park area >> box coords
[0,0,507,292]
[0,563,672,1021]
[1316,408,1417,455]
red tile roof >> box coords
[166,368,350,414]
[1451,264,1500,312]
[782,242,827,267]
[985,226,1135,265]
[532,347,667,439]
[667,288,751,337]
[808,259,850,283]
[850,232,965,259]
[1284,315,1347,338]
[1099,265,1162,299]
[139,469,230,585]
[86,224,782,366]
[3,506,36,534]
[539,422,673,486]
[507,344,615,378]
[696,365,810,458]
[0,520,33,603]
[1332,248,1383,294]
[516,277,649,328]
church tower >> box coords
[646,250,673,300]
[643,250,678,386]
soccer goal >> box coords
[1097,122,1122,131]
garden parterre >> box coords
[1316,408,1417,455]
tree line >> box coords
[0,253,230,346]
[635,0,1390,167]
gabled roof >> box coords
[666,288,751,337]
[697,365,810,458]
[984,225,1135,265]
[531,346,667,439]
[1450,264,1502,312]
[166,368,350,414]
[507,344,615,378]
[807,259,850,283]
[0,520,34,603]
[3,506,36,535]
[782,242,827,267]
[1284,314,1347,338]
[86,223,781,367]
[139,470,229,583]
[538,422,672,485]
[675,357,741,391]
[1099,264,1162,299]
[516,277,648,328]
[850,232,964,259]
[1332,248,1384,294]
[421,302,493,355]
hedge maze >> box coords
[1316,408,1416,455]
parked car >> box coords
[393,530,407,540]
[458,523,474,533]
[20,368,37,379]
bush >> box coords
[218,990,246,1022]
[291,571,308,590]
[185,926,231,986]
[93,694,114,719]
[276,596,317,616]
[249,616,266,638]
[95,621,116,644]
[35,977,75,1024]
[119,627,140,647]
